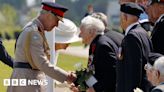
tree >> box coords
[0,4,21,38]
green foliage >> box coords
[0,0,26,9]
[0,4,21,38]
[56,0,110,26]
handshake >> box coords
[66,68,97,92]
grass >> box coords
[0,39,87,92]
[70,41,84,47]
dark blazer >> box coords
[88,35,118,92]
[151,14,164,55]
[151,84,164,92]
[0,38,13,68]
[105,29,124,47]
[116,24,153,92]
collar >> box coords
[155,13,164,26]
[125,22,139,36]
[91,35,101,45]
[33,18,44,32]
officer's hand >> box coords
[86,87,95,92]
[66,71,77,84]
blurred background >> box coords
[0,0,121,40]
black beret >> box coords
[120,2,145,18]
[148,0,164,5]
[42,2,68,17]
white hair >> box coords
[80,16,105,35]
[154,56,164,75]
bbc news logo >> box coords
[3,79,48,86]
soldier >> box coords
[146,0,164,55]
[7,2,76,92]
[0,38,13,68]
[117,3,153,92]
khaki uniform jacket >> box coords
[7,19,68,92]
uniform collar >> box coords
[155,13,164,26]
[91,35,101,45]
[33,19,44,32]
[125,22,139,36]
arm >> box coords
[29,30,69,83]
[124,34,143,92]
[0,40,13,68]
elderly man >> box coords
[7,2,76,92]
[0,38,13,68]
[76,15,118,92]
[145,56,164,92]
[146,0,164,55]
[117,3,153,92]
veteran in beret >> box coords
[7,2,76,92]
[116,2,153,92]
[146,0,164,55]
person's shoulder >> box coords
[129,25,147,38]
[98,35,116,47]
[98,35,112,43]
[106,30,124,36]
[24,22,38,32]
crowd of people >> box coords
[0,0,164,92]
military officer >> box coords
[117,3,153,92]
[7,2,76,92]
[0,38,13,68]
[146,0,164,55]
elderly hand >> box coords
[86,87,95,92]
[70,83,80,92]
[66,71,77,84]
